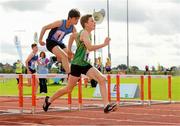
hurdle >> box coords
[106,74,145,107]
[0,74,174,114]
[146,75,172,106]
[0,74,69,114]
[1,74,39,114]
[79,74,173,108]
[33,74,173,110]
[108,74,172,106]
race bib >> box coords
[30,61,36,70]
[84,51,90,62]
[52,30,65,42]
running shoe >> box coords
[104,103,117,113]
[43,96,51,112]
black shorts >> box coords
[106,67,111,72]
[70,64,93,77]
[46,39,66,53]
[26,68,36,74]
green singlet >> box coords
[71,30,91,66]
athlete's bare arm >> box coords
[67,32,78,58]
[81,30,110,51]
[25,52,34,73]
[39,20,63,46]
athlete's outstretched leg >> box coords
[43,75,79,112]
[52,46,70,73]
[86,67,117,113]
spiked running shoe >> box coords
[43,96,51,112]
[104,103,117,113]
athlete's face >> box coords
[70,17,80,25]
[86,17,96,30]
[33,46,38,53]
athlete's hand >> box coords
[67,50,74,59]
[39,40,46,46]
[27,69,31,74]
[104,37,111,46]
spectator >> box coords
[105,57,111,74]
[97,57,103,72]
[25,43,39,93]
[152,66,155,72]
[38,51,49,94]
[144,65,150,75]
[145,65,149,72]
[15,60,23,84]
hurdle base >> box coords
[19,107,23,114]
[146,100,171,106]
[68,104,72,111]
[148,100,151,106]
[31,106,36,114]
[78,104,82,111]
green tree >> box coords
[117,64,127,70]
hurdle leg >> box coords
[32,75,36,114]
[148,75,151,106]
[140,75,144,105]
[107,74,111,102]
[18,74,23,113]
[168,76,172,103]
[116,74,120,105]
[78,78,82,110]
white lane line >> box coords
[83,109,180,118]
[0,120,40,125]
[122,106,180,112]
[32,113,178,125]
[1,104,180,112]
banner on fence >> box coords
[93,83,140,98]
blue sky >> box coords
[0,0,180,69]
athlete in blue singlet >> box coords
[27,53,38,74]
[25,43,39,90]
[26,43,38,74]
[39,9,80,74]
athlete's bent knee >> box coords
[98,75,106,84]
[66,87,73,94]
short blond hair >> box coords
[80,14,92,28]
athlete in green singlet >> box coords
[43,14,117,113]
